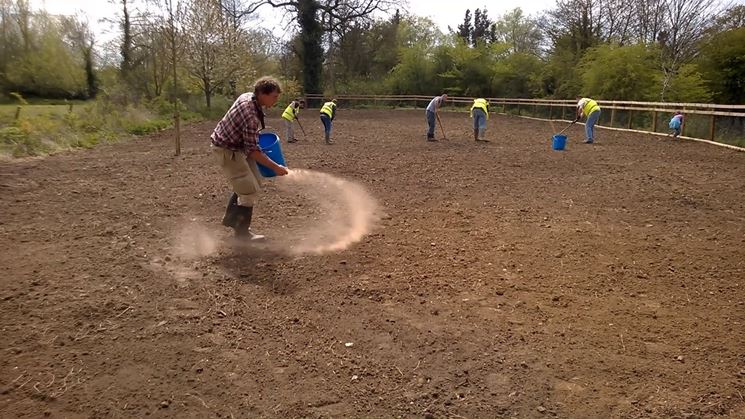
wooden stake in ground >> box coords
[436,113,447,140]
[296,118,307,140]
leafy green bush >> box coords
[0,126,27,144]
[0,124,50,156]
[125,119,171,135]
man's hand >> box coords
[273,165,289,176]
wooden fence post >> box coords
[15,106,21,120]
[610,108,615,127]
[652,111,658,133]
[709,114,716,141]
[627,110,633,129]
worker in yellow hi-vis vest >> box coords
[320,99,337,144]
[470,98,490,142]
[281,98,304,143]
[575,96,601,144]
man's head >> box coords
[441,94,448,101]
[254,76,282,108]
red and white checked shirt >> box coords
[210,93,262,156]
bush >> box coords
[0,126,28,144]
[0,124,49,156]
[125,119,171,135]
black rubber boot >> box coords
[221,193,239,228]
[234,205,265,241]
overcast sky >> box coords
[30,0,558,44]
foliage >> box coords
[125,118,171,135]
[697,28,745,104]
[455,8,496,46]
[492,8,543,56]
[297,0,324,94]
[491,52,543,98]
[4,22,88,97]
[664,64,713,103]
[440,39,501,96]
[579,44,659,101]
[387,42,437,94]
[279,79,303,105]
[540,42,582,98]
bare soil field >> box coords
[1,109,744,418]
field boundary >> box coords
[515,115,745,153]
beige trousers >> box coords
[284,119,294,141]
[211,145,262,207]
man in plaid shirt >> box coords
[211,76,288,240]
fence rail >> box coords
[303,94,745,149]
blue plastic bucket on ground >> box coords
[257,133,286,177]
[552,134,567,151]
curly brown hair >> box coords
[254,76,282,95]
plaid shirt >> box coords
[211,93,261,156]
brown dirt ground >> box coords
[1,109,744,419]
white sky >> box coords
[30,0,558,45]
[406,0,555,28]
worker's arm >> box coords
[249,150,288,176]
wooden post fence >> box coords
[299,94,745,147]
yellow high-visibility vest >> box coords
[580,98,600,116]
[320,102,336,118]
[470,98,489,119]
[282,102,299,121]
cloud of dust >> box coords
[168,169,379,260]
[274,169,380,255]
[173,222,219,260]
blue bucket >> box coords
[552,134,567,151]
[257,133,287,177]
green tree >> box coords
[492,52,543,98]
[439,38,499,96]
[539,35,582,98]
[0,0,24,91]
[60,15,98,98]
[385,17,444,94]
[663,64,712,103]
[456,9,472,45]
[471,8,495,45]
[6,24,87,97]
[387,41,436,94]
[297,0,323,94]
[579,43,659,101]
[493,8,542,55]
[697,28,745,104]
